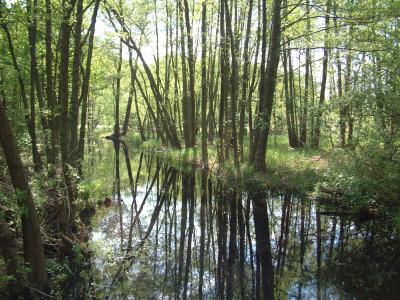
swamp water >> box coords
[78,141,399,299]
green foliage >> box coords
[47,244,91,298]
[322,142,400,212]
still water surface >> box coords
[83,141,399,299]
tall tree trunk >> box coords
[249,0,267,164]
[251,0,282,170]
[282,43,298,148]
[59,0,76,209]
[0,100,48,292]
[201,2,208,166]
[78,0,101,170]
[224,0,240,172]
[312,0,331,149]
[69,0,84,167]
[179,0,191,147]
[122,50,138,136]
[239,0,254,162]
[182,0,197,147]
[114,39,122,139]
[27,0,52,164]
[300,0,311,146]
[45,0,57,167]
[218,0,228,163]
[248,0,262,160]
[334,1,345,147]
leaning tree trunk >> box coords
[0,100,48,292]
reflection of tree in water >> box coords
[90,145,400,299]
[324,222,400,299]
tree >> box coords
[312,0,331,149]
[251,0,283,170]
[201,2,208,167]
[0,99,48,292]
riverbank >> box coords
[135,134,400,225]
[140,135,326,192]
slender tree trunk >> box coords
[248,0,261,160]
[239,0,254,162]
[251,0,282,170]
[201,2,208,167]
[179,1,191,147]
[300,0,311,146]
[224,0,240,172]
[114,39,122,139]
[312,0,331,148]
[58,0,75,207]
[122,50,138,136]
[69,0,83,166]
[45,0,57,167]
[334,1,345,147]
[182,0,197,146]
[249,0,267,164]
[218,0,228,163]
[282,43,298,148]
[27,0,52,165]
[78,0,101,169]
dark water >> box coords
[84,141,400,299]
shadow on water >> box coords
[84,142,400,299]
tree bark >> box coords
[114,39,122,139]
[0,100,48,292]
[181,0,197,147]
[239,0,254,162]
[58,0,76,211]
[69,0,84,166]
[251,0,282,170]
[45,0,58,167]
[78,0,101,170]
[312,0,331,149]
[201,2,208,167]
[224,0,240,173]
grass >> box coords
[139,135,329,193]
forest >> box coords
[0,0,399,298]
